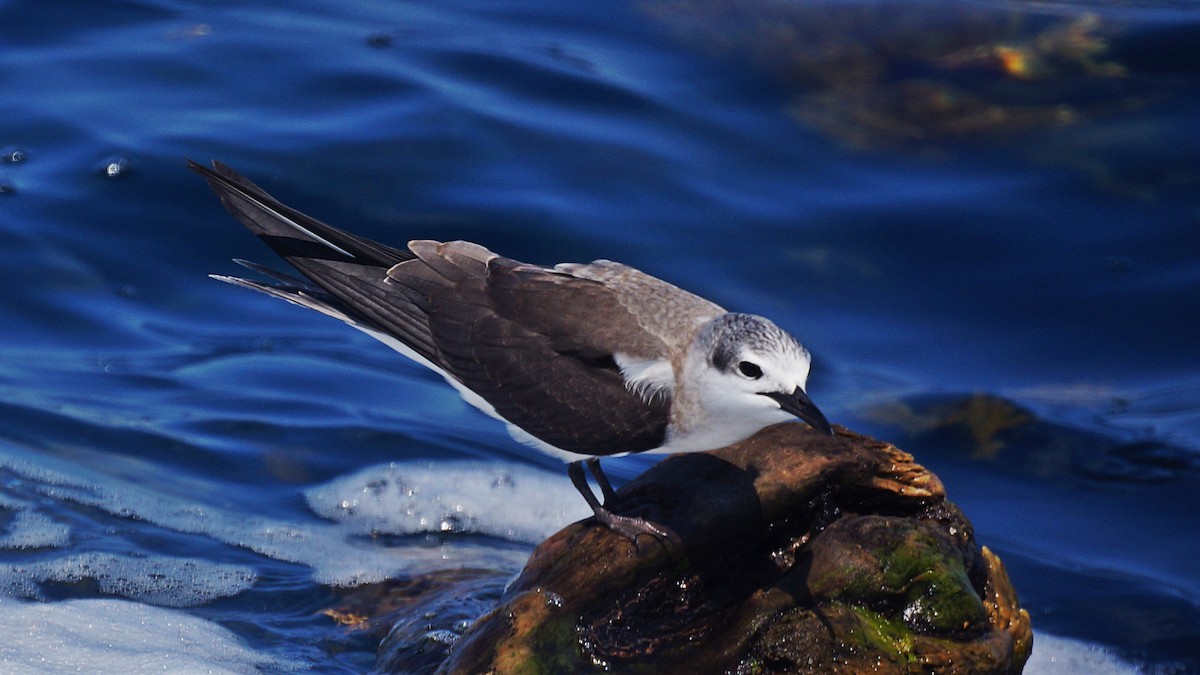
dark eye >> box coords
[736,361,763,379]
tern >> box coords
[191,160,833,541]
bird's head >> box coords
[681,313,832,443]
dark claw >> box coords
[568,459,671,544]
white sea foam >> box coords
[1026,632,1138,674]
[0,443,590,671]
[0,552,256,607]
[304,461,591,545]
[0,596,300,674]
[0,443,575,592]
[0,593,1147,675]
[0,443,1150,674]
[0,508,70,550]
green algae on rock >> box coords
[435,425,1032,674]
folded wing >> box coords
[193,160,676,456]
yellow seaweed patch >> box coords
[321,608,370,631]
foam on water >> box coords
[0,508,70,550]
[1026,633,1139,675]
[0,440,579,597]
[0,440,1163,672]
[0,596,300,674]
[0,593,1146,675]
[305,460,592,545]
[0,552,256,608]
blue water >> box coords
[2,0,1198,671]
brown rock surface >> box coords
[436,424,1032,673]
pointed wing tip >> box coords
[208,273,243,285]
[186,158,240,183]
[185,158,216,176]
[209,273,270,293]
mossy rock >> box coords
[429,425,1032,674]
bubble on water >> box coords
[423,629,458,645]
[1025,633,1139,675]
[0,596,301,673]
[304,461,591,545]
[97,156,132,178]
[1,146,26,163]
[0,448,538,590]
[0,509,70,550]
[0,552,256,607]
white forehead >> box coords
[703,313,810,371]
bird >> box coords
[190,159,833,542]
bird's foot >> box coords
[592,505,672,544]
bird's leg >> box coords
[567,460,670,543]
[567,459,607,515]
[585,457,617,504]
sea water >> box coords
[1,0,1197,671]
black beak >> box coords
[763,387,834,435]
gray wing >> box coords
[481,257,724,361]
[193,160,673,456]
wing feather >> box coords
[197,161,673,456]
[387,241,671,455]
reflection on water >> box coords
[646,0,1159,147]
[0,0,1197,671]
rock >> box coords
[366,570,510,674]
[313,569,510,673]
[437,424,1032,674]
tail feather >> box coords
[188,159,414,267]
[195,159,441,365]
[209,273,361,325]
[231,258,319,290]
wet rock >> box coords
[435,425,1032,674]
[372,570,509,674]
[321,569,509,672]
